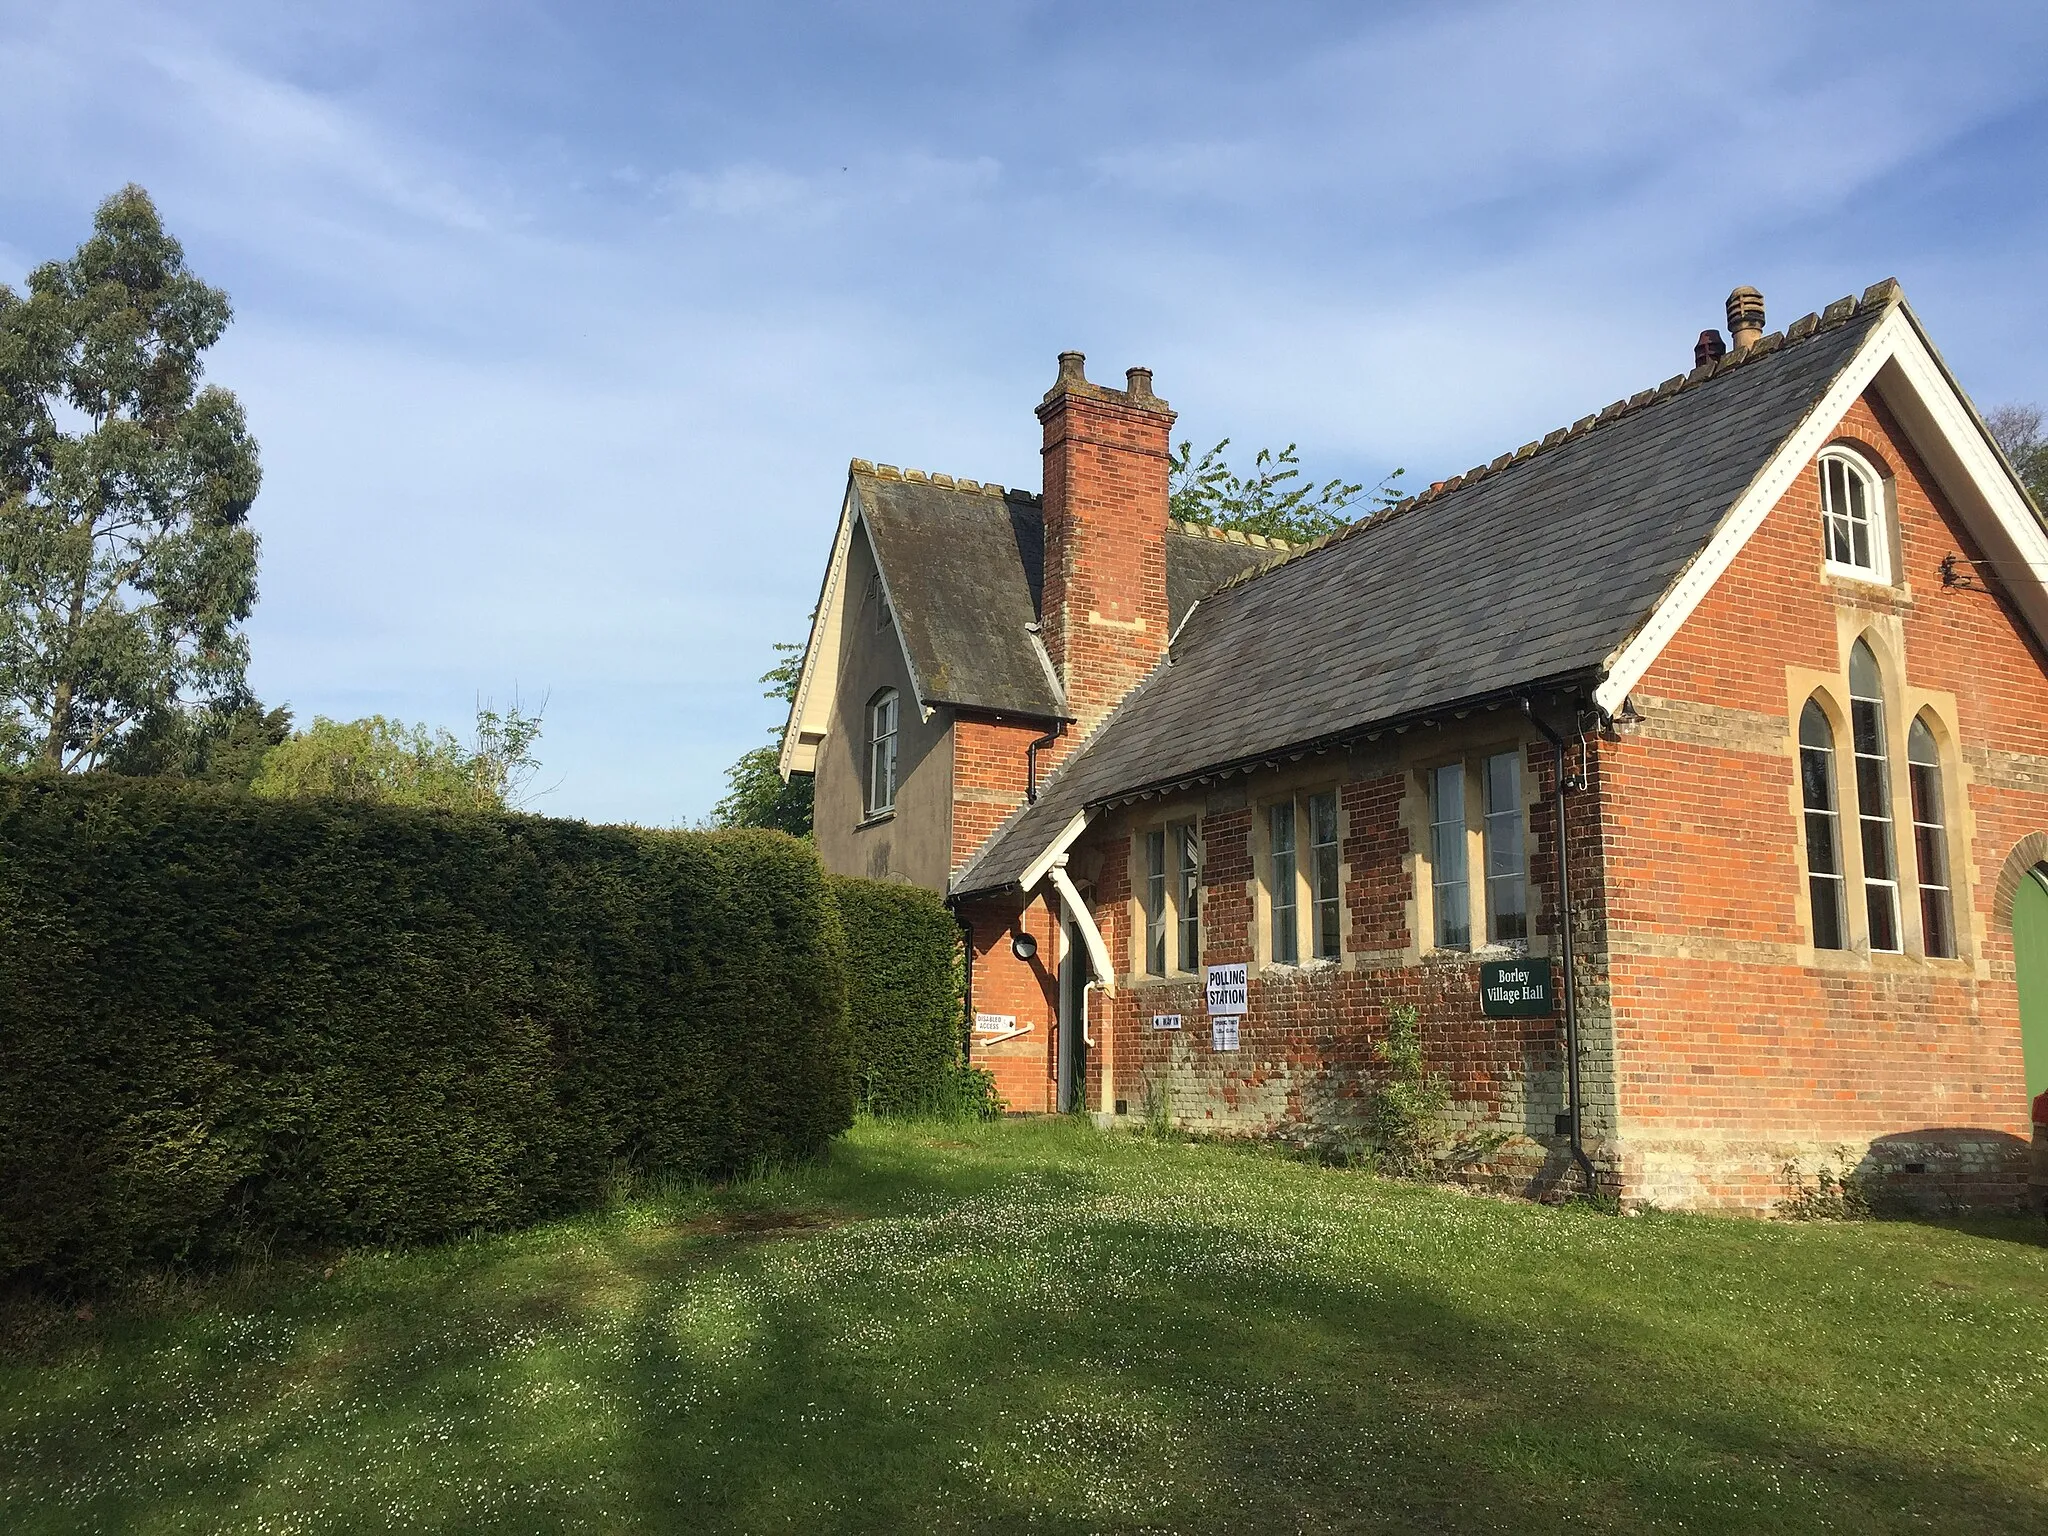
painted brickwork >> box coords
[1597,390,2048,1211]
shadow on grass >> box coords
[6,1124,2046,1534]
[581,1198,2048,1536]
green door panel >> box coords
[2014,870,2048,1103]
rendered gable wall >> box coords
[812,524,954,889]
[1597,388,2048,1210]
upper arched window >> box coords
[1820,449,1889,583]
[1907,717,1956,958]
[866,688,899,816]
[1848,641,1901,952]
[1799,699,1847,951]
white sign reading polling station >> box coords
[1151,1013,1183,1031]
[1211,1015,1240,1051]
[1205,963,1248,1016]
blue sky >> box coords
[3,1,2045,825]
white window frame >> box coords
[1847,642,1902,954]
[1819,447,1891,585]
[1130,816,1202,978]
[1906,714,1956,960]
[866,689,898,816]
[1420,749,1532,956]
[1258,788,1344,969]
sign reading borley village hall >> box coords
[1479,958,1554,1018]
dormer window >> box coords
[1820,448,1889,583]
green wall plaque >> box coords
[1480,958,1554,1017]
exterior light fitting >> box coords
[1011,931,1038,962]
[1610,697,1646,736]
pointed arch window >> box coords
[866,689,898,815]
[1908,717,1956,958]
[1799,700,1847,951]
[1848,642,1901,951]
[1820,449,1889,583]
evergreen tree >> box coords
[0,186,262,770]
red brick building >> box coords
[782,282,2048,1211]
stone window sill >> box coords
[855,810,896,831]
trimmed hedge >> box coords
[0,777,851,1288]
[829,876,964,1115]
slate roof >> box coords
[951,287,1897,897]
[853,465,1275,718]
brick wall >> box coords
[1597,390,2048,1210]
[1071,735,1598,1200]
[958,387,2046,1216]
[961,890,1061,1113]
[949,713,1053,873]
[1037,359,1174,737]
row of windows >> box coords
[1126,666,1961,981]
[1797,639,1955,958]
[1134,755,1533,977]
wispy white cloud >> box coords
[3,0,2044,822]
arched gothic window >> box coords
[1907,717,1956,958]
[1848,641,1901,951]
[866,688,899,815]
[1821,449,1889,582]
[1799,699,1847,951]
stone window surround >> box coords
[1123,806,1203,983]
[1816,437,1902,591]
[1406,741,1542,964]
[1250,781,1346,973]
[1784,625,1974,970]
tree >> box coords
[711,639,814,836]
[101,697,293,789]
[0,185,262,771]
[1986,403,2048,506]
[250,700,545,812]
[1170,439,1405,541]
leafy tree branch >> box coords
[0,185,261,770]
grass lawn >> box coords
[4,1118,2046,1534]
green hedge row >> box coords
[829,875,967,1115]
[0,777,852,1288]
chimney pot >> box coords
[1125,366,1154,400]
[1725,287,1765,351]
[1694,329,1728,367]
[1056,351,1087,387]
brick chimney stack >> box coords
[1037,352,1176,737]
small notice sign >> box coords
[1151,1013,1183,1031]
[1479,958,1554,1018]
[973,1012,1018,1034]
[1211,1015,1240,1051]
[1205,963,1248,1016]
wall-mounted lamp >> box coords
[1608,697,1646,737]
[1010,931,1038,962]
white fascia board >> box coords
[1598,303,2048,716]
[1596,308,1897,714]
[1872,311,2048,639]
[1049,861,1115,991]
[778,485,859,779]
[1019,808,1093,893]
